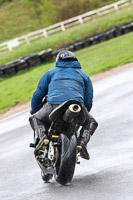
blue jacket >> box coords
[31,60,93,112]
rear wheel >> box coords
[54,134,77,185]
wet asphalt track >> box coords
[0,67,133,200]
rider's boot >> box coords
[79,121,98,160]
[34,125,49,157]
[78,130,91,160]
[29,116,49,156]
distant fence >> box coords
[1,21,133,78]
[0,0,133,54]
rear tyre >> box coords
[54,134,77,185]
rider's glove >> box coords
[30,110,36,115]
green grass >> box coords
[0,0,119,43]
[0,4,133,66]
[0,31,133,113]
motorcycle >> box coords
[30,100,86,185]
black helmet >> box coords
[56,50,78,62]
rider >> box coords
[29,50,98,160]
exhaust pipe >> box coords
[69,104,81,113]
[63,104,81,123]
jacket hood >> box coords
[56,60,81,69]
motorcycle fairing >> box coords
[49,100,85,125]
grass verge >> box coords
[0,31,133,113]
[0,5,133,66]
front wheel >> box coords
[54,134,77,185]
[41,171,53,183]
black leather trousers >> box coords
[30,102,98,137]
